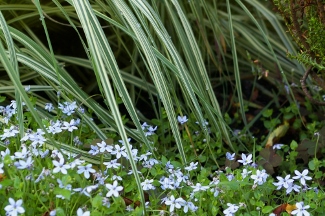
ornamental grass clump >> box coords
[1,0,325,215]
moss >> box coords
[272,0,325,68]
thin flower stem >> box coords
[184,123,197,158]
[100,154,104,172]
[33,182,47,210]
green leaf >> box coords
[283,112,294,120]
[92,195,103,208]
[14,176,20,189]
[315,171,323,179]
[290,140,298,150]
[54,188,71,200]
[55,208,65,216]
[150,167,157,176]
[171,161,182,168]
[262,206,274,213]
[308,158,318,170]
[198,155,207,162]
[124,181,134,193]
[262,109,273,118]
[1,179,13,187]
[263,120,271,129]
[90,211,102,216]
[160,155,168,165]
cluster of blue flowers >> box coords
[0,100,315,215]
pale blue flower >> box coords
[103,159,121,169]
[77,164,96,179]
[69,158,85,169]
[97,141,113,153]
[191,183,209,192]
[1,126,19,140]
[4,198,25,216]
[293,169,312,185]
[58,101,77,116]
[52,154,70,174]
[45,103,54,112]
[185,162,198,171]
[241,168,252,179]
[177,115,188,124]
[61,119,78,132]
[165,195,185,212]
[223,203,239,216]
[251,169,268,185]
[273,175,294,190]
[88,145,99,155]
[160,177,175,190]
[77,208,90,216]
[291,202,310,216]
[226,152,235,160]
[273,144,284,150]
[105,181,123,197]
[141,179,155,191]
[14,157,34,170]
[237,153,252,165]
[111,144,127,159]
